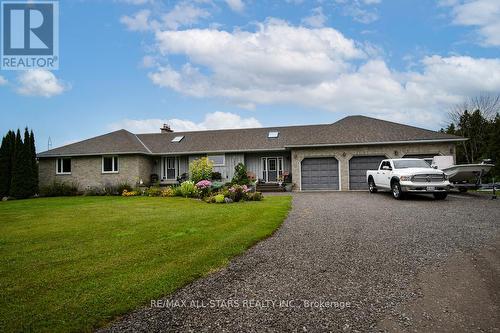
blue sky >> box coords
[1,0,499,152]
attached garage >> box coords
[301,158,339,190]
[349,155,386,190]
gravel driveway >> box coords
[100,192,500,332]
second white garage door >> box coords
[301,158,339,190]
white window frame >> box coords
[102,156,119,174]
[207,154,225,166]
[56,158,72,175]
[171,136,184,143]
[163,156,177,180]
[261,157,284,182]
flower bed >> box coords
[121,180,263,203]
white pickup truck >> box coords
[366,158,451,200]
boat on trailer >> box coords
[431,156,495,192]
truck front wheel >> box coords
[391,181,404,200]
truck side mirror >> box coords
[382,165,391,170]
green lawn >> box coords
[0,196,291,332]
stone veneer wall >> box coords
[39,155,154,190]
[291,142,456,191]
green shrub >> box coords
[228,184,250,202]
[145,187,163,197]
[40,181,80,197]
[102,183,122,196]
[189,157,213,184]
[211,181,224,191]
[83,187,105,196]
[231,163,250,185]
[117,183,133,194]
[161,187,174,197]
[214,194,225,203]
[180,181,198,198]
[246,192,263,201]
[173,186,183,197]
[204,195,216,203]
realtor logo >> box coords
[1,0,59,70]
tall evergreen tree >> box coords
[0,131,16,197]
[29,130,38,194]
[10,130,33,199]
[0,135,9,197]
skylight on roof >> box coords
[268,131,279,138]
[171,136,184,143]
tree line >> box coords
[0,128,38,199]
[441,94,500,180]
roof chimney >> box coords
[160,123,173,133]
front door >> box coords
[267,158,278,182]
[164,157,176,180]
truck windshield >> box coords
[393,160,431,169]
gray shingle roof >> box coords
[37,116,464,158]
[37,130,151,157]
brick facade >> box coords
[38,142,456,192]
[39,155,154,190]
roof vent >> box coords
[268,131,279,138]
[171,136,184,143]
[161,124,173,133]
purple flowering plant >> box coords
[195,180,212,198]
[196,180,212,189]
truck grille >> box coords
[411,174,444,182]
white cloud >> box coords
[0,75,7,86]
[335,0,380,24]
[444,0,500,46]
[162,2,211,30]
[225,0,245,13]
[16,70,69,97]
[143,19,500,127]
[120,9,153,31]
[154,19,364,81]
[301,7,327,28]
[141,55,158,68]
[120,2,211,32]
[109,111,262,133]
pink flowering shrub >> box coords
[228,184,250,202]
[196,180,212,189]
[195,180,212,198]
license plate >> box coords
[426,186,435,191]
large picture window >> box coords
[56,158,71,174]
[102,156,119,173]
[207,154,225,166]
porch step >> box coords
[256,183,285,192]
